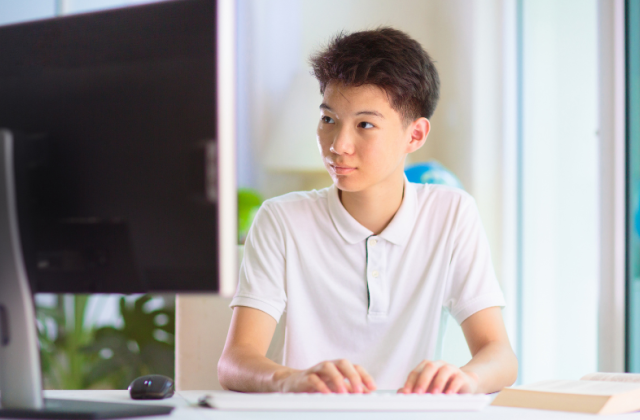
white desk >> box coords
[40,390,640,420]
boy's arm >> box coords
[218,306,376,393]
[458,306,518,393]
[400,307,517,394]
[217,306,282,392]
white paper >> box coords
[513,380,640,396]
[580,372,640,383]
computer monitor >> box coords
[0,0,235,417]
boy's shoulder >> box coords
[261,187,331,212]
[411,181,474,208]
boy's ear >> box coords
[406,117,430,153]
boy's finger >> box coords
[401,370,420,394]
[335,359,363,393]
[444,375,465,394]
[308,373,332,394]
[354,364,377,392]
[401,360,427,393]
[317,362,348,393]
[426,365,454,394]
[413,361,445,393]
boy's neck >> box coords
[339,171,405,235]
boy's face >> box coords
[317,82,427,194]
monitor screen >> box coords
[0,1,236,413]
[0,0,225,293]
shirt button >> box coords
[371,270,379,278]
[369,238,378,247]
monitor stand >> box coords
[0,130,173,418]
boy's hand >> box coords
[399,360,479,394]
[279,359,377,394]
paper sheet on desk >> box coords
[515,380,640,396]
[581,372,640,383]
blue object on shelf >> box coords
[405,161,464,190]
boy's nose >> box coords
[330,128,354,155]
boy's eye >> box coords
[321,116,334,124]
[358,122,374,129]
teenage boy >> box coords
[218,28,518,394]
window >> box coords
[626,0,640,372]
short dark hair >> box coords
[309,27,440,121]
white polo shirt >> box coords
[231,177,505,389]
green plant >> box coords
[37,295,95,389]
[36,294,175,390]
[82,295,175,389]
[238,188,264,244]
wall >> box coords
[520,0,599,382]
[0,1,54,25]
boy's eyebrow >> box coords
[355,110,385,118]
[320,103,385,119]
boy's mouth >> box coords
[330,164,356,175]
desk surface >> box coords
[41,390,640,420]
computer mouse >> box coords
[128,374,175,400]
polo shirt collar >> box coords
[328,184,372,244]
[379,176,418,245]
[327,175,418,246]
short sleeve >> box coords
[230,201,287,322]
[444,196,506,324]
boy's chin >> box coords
[332,171,403,194]
[333,177,369,193]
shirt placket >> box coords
[366,235,388,318]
